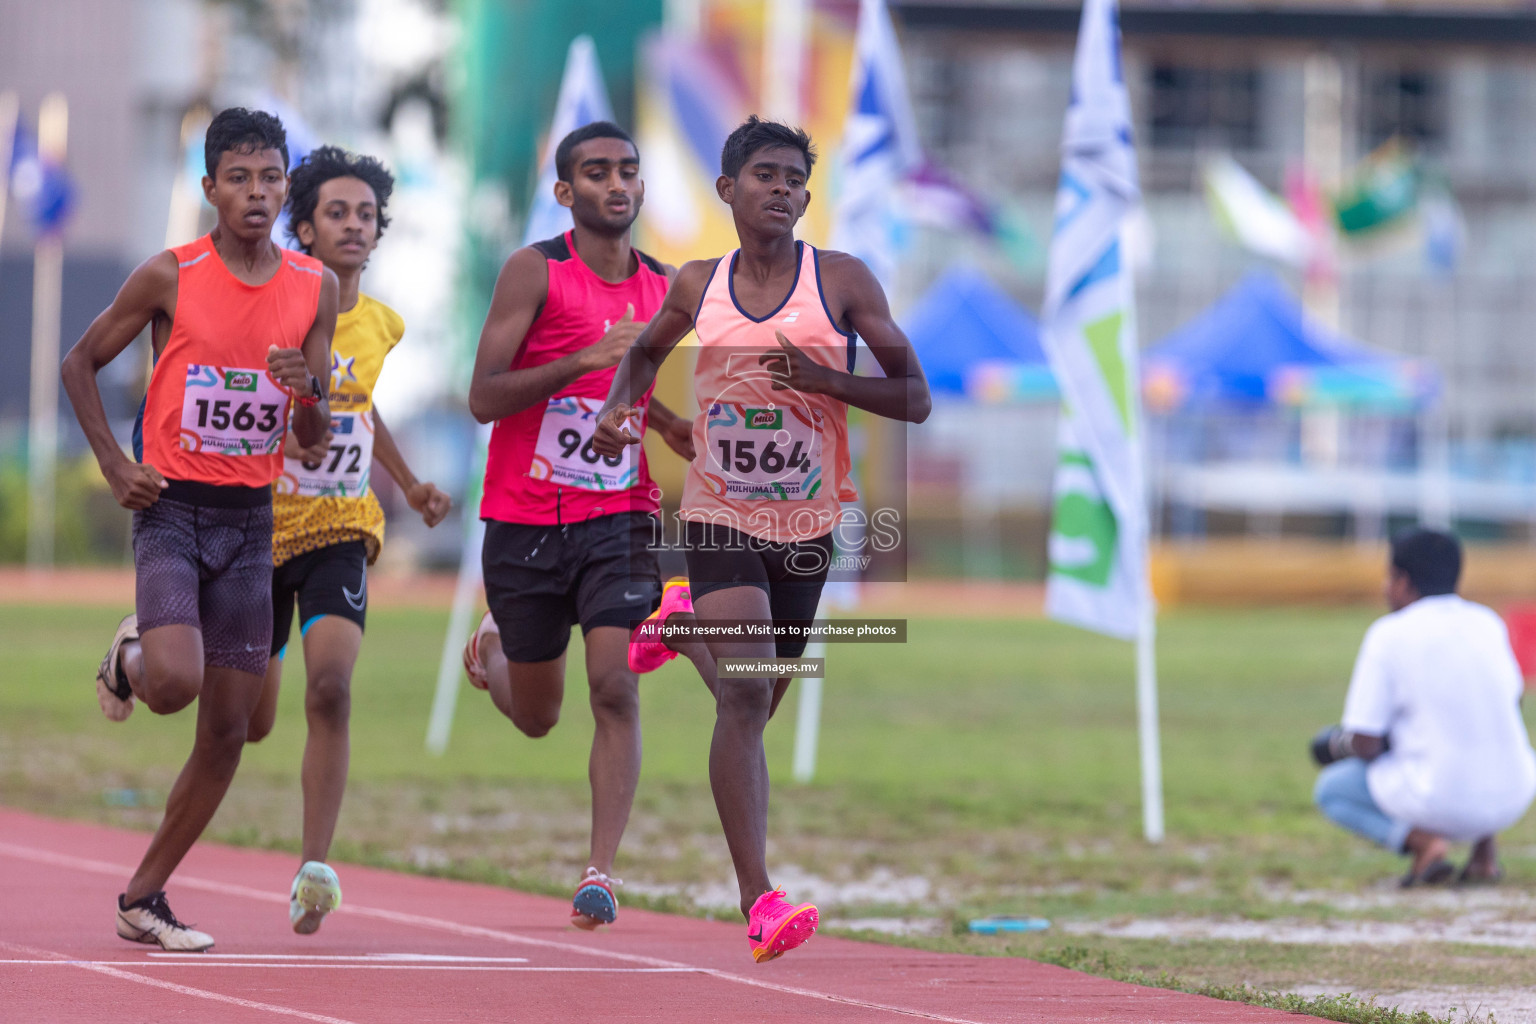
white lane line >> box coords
[0,839,987,1024]
[147,952,530,962]
[0,960,698,972]
[0,940,361,1024]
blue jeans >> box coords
[1314,758,1411,853]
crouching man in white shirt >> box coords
[1312,528,1536,887]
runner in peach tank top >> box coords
[593,116,931,965]
[685,240,857,543]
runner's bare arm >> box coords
[768,251,930,424]
[467,248,647,422]
[372,407,451,527]
[647,398,696,460]
[593,259,713,455]
[270,269,336,446]
[60,251,177,509]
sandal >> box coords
[1399,858,1456,888]
[1456,862,1504,886]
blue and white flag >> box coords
[523,35,613,247]
[830,0,922,290]
[1040,0,1149,640]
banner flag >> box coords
[1040,0,1149,642]
[523,35,614,246]
[829,0,923,290]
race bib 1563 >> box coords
[276,411,375,498]
[179,364,287,456]
[529,397,642,491]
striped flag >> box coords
[1040,0,1149,641]
[830,0,923,290]
[523,35,614,246]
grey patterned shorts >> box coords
[132,492,274,676]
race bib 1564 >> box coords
[529,397,642,491]
[703,402,823,501]
[179,364,287,456]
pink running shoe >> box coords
[462,611,498,691]
[747,888,818,963]
[570,867,621,930]
[627,578,693,674]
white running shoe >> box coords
[95,613,138,722]
[116,891,214,952]
[290,861,342,935]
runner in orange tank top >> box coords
[594,116,931,963]
[61,108,336,953]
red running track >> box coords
[0,808,1318,1023]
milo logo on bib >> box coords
[224,370,259,392]
[746,408,782,429]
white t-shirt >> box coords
[1343,594,1536,840]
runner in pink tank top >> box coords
[463,122,713,931]
[594,116,931,964]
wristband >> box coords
[296,374,323,408]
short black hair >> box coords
[720,115,816,180]
[284,145,395,252]
[204,107,288,177]
[555,121,637,182]
[1391,528,1462,597]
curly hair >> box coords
[284,145,395,252]
[205,107,288,177]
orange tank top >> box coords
[682,241,858,543]
[140,235,323,488]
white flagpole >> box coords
[27,93,67,571]
[426,456,488,755]
[1136,601,1164,841]
[0,92,17,247]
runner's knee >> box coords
[588,670,639,724]
[305,669,352,726]
[511,705,559,738]
[192,719,248,779]
[246,704,276,743]
[141,670,201,715]
[716,675,774,723]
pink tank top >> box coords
[480,232,666,525]
[682,241,858,543]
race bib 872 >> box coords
[179,364,287,456]
[276,411,375,498]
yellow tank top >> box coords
[682,242,858,543]
[271,293,404,566]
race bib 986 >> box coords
[529,397,642,491]
[179,364,286,456]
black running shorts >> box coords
[131,481,274,677]
[682,520,833,659]
[271,539,369,657]
[481,511,662,664]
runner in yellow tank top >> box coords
[594,116,931,963]
[243,146,451,937]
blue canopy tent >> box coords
[1142,271,1437,413]
[901,266,1056,402]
